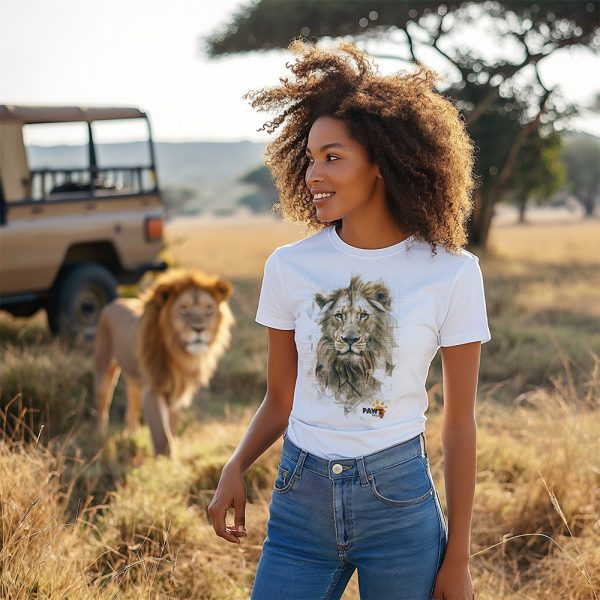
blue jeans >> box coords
[251,431,448,600]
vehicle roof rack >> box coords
[0,104,147,124]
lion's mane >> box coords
[137,269,234,407]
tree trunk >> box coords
[480,192,496,248]
[518,195,527,223]
[581,194,596,217]
[467,188,483,248]
[467,187,497,250]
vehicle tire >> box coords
[46,263,117,341]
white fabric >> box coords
[255,225,491,459]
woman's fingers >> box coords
[234,498,247,537]
[208,505,242,544]
[217,515,242,544]
[206,468,248,545]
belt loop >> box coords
[296,449,308,475]
[419,432,426,457]
[356,456,369,487]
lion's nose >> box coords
[342,335,359,346]
[192,326,204,333]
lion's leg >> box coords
[94,312,121,434]
[95,363,121,434]
[142,387,175,456]
[124,376,143,432]
[169,405,181,437]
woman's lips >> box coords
[313,192,335,205]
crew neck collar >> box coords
[328,225,415,258]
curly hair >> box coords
[244,38,478,255]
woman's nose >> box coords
[306,164,325,185]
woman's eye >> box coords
[306,155,339,163]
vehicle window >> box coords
[24,122,89,199]
[92,119,154,195]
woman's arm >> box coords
[431,341,480,597]
[439,340,481,564]
[224,327,297,474]
[207,327,297,544]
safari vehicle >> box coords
[0,105,167,339]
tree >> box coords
[203,0,599,249]
[238,164,279,213]
[162,185,198,218]
[561,136,600,217]
[504,130,566,223]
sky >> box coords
[1,0,599,145]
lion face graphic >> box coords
[314,275,396,414]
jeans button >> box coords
[332,463,343,474]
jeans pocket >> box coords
[368,455,433,506]
[273,452,300,495]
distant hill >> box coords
[27,140,267,214]
[26,129,597,217]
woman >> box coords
[207,39,490,600]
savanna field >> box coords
[1,209,599,599]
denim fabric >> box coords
[251,431,448,600]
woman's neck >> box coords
[335,221,412,250]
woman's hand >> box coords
[206,462,248,544]
[433,556,474,599]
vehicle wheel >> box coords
[47,263,117,341]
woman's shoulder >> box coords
[409,239,482,285]
[411,237,480,263]
[271,226,331,259]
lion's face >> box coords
[168,287,221,355]
[315,275,392,361]
[314,275,395,406]
[138,269,235,402]
[323,294,378,357]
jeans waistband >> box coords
[281,430,428,484]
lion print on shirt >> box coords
[314,274,396,415]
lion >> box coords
[93,268,235,456]
[314,274,396,414]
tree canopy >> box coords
[203,1,600,244]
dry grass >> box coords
[1,209,599,598]
[165,213,307,278]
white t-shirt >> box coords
[255,224,491,460]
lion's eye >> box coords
[360,312,369,320]
[334,313,343,321]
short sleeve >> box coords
[438,257,492,347]
[255,250,296,330]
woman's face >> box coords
[305,115,381,222]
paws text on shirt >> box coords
[362,399,387,419]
